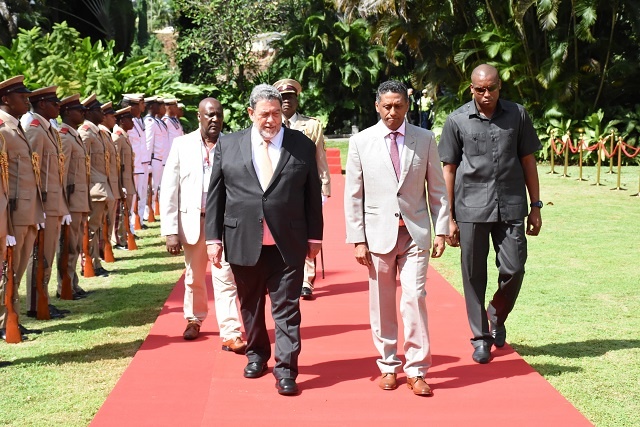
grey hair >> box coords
[249,84,282,109]
[376,80,408,103]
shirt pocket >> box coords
[462,183,488,208]
[463,133,487,156]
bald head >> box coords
[471,64,499,81]
[198,97,224,142]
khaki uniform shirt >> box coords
[59,123,91,213]
[288,113,331,196]
[113,124,136,196]
[99,125,121,200]
[79,120,114,203]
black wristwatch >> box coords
[530,201,543,209]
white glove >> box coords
[61,214,72,225]
[43,212,46,219]
[321,194,328,206]
[6,235,16,247]
[122,188,127,197]
[37,222,45,230]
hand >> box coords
[165,234,182,255]
[445,219,460,247]
[354,242,372,266]
[37,222,45,230]
[307,242,322,259]
[207,243,223,268]
[6,235,16,247]
[321,194,328,206]
[61,214,72,225]
[526,209,542,236]
[431,235,446,258]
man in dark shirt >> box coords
[438,64,542,364]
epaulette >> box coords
[115,130,123,136]
[144,116,154,121]
[30,119,41,127]
[60,127,70,135]
[0,119,4,126]
[81,124,90,131]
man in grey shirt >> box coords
[438,64,542,364]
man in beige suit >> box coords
[79,94,113,277]
[160,98,246,353]
[344,80,449,396]
[0,75,45,340]
[24,86,71,319]
[57,94,91,299]
[273,78,330,300]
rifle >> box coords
[82,219,96,277]
[122,196,137,250]
[133,196,142,230]
[31,228,50,320]
[58,223,73,299]
[102,215,115,263]
[3,247,22,343]
[146,172,156,222]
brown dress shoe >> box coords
[183,321,200,340]
[221,337,247,354]
[379,373,397,390]
[407,376,433,396]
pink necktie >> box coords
[389,132,400,179]
[257,140,276,245]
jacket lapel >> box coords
[270,129,292,190]
[239,129,260,187]
[399,126,417,186]
[378,134,398,182]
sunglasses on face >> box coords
[471,84,499,94]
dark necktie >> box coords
[389,131,400,180]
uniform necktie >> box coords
[389,131,401,179]
[256,139,276,245]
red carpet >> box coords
[91,175,592,427]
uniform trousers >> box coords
[26,214,61,311]
[106,197,118,245]
[150,159,164,208]
[231,245,303,380]
[56,211,86,295]
[87,200,106,269]
[0,224,37,328]
[458,220,527,347]
[133,171,149,223]
[183,217,242,340]
[367,226,432,377]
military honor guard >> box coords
[24,86,72,319]
[0,76,45,340]
[162,98,184,149]
[79,94,112,277]
[144,96,169,220]
[57,94,91,299]
[112,107,137,248]
[100,102,122,252]
[273,78,331,300]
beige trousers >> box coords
[183,217,242,341]
[26,215,62,311]
[367,226,432,378]
[57,211,85,294]
[87,200,106,269]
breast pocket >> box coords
[463,133,487,156]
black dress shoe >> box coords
[0,328,28,341]
[94,267,110,277]
[56,292,83,300]
[491,323,507,348]
[18,324,43,334]
[49,304,70,315]
[141,224,149,230]
[472,342,491,364]
[300,287,314,300]
[0,360,12,367]
[114,244,128,250]
[276,378,299,395]
[76,288,91,297]
[26,310,37,318]
[243,362,268,378]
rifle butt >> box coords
[35,229,50,320]
[102,216,115,263]
[83,220,96,278]
[59,224,74,300]
[4,247,22,343]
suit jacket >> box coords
[59,123,91,214]
[288,113,331,196]
[160,129,208,245]
[113,125,135,196]
[145,115,169,162]
[0,109,45,227]
[344,121,449,254]
[205,127,323,267]
[79,120,114,203]
[25,112,69,217]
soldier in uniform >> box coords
[0,75,45,340]
[112,107,136,247]
[100,102,122,250]
[79,94,112,277]
[162,98,184,149]
[57,94,91,299]
[24,86,72,319]
[273,78,331,300]
[144,96,169,220]
[121,93,149,231]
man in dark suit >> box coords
[205,84,323,395]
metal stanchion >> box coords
[607,130,616,174]
[577,132,587,181]
[561,132,570,177]
[592,138,604,186]
[611,137,626,191]
[547,131,559,174]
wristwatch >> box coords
[530,201,543,208]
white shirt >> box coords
[376,119,406,160]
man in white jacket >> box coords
[160,98,246,353]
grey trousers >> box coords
[458,220,527,347]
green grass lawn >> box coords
[1,159,639,426]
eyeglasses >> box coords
[471,84,499,94]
